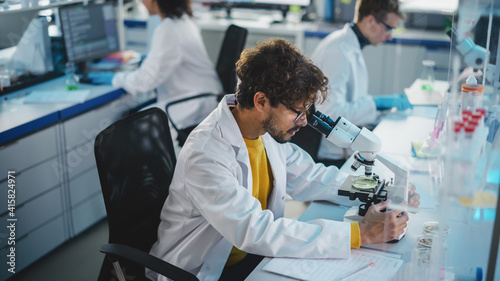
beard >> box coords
[262,113,300,144]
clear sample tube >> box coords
[461,75,483,111]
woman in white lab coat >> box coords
[147,38,409,281]
[108,0,222,137]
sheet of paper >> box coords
[404,79,449,106]
[262,248,403,281]
[24,90,90,104]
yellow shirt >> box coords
[351,222,361,248]
[225,138,360,266]
[225,137,273,266]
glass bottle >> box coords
[65,62,79,91]
[421,60,435,91]
[0,65,11,91]
[461,75,483,111]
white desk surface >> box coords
[0,78,113,132]
[246,106,494,280]
[0,77,155,144]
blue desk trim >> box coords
[124,19,148,28]
[304,31,450,48]
[1,89,129,145]
[304,31,331,38]
[59,88,127,120]
[0,112,59,145]
[390,38,451,48]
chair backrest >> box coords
[290,124,323,162]
[165,24,248,147]
[216,24,248,94]
[94,108,176,279]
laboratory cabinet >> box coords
[200,24,302,64]
[0,217,66,281]
[0,81,155,279]
[198,19,311,64]
[62,100,126,236]
[123,20,150,55]
[0,124,66,280]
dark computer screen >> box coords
[59,2,119,63]
[475,15,500,65]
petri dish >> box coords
[351,176,378,190]
[423,221,450,237]
[417,234,433,248]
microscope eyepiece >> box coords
[307,110,337,136]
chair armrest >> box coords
[164,92,221,132]
[165,93,220,109]
[100,243,199,281]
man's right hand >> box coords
[358,200,408,245]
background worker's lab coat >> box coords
[147,95,358,281]
[311,23,377,161]
[113,14,222,134]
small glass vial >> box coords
[0,65,11,91]
[65,62,79,91]
[461,75,483,111]
[421,60,435,91]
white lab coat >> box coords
[311,23,377,160]
[147,95,357,281]
[113,14,222,131]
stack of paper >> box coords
[404,79,449,106]
[263,248,403,281]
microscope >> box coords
[308,111,409,229]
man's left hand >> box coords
[408,182,420,211]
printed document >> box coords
[262,248,403,281]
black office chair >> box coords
[166,24,248,146]
[290,104,323,162]
[94,108,198,281]
[290,124,323,162]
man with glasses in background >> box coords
[147,38,414,281]
[310,0,413,167]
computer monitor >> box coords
[59,2,120,64]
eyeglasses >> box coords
[371,11,395,32]
[281,102,312,122]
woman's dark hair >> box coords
[235,38,328,110]
[157,0,193,19]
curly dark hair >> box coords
[157,0,193,19]
[235,38,328,110]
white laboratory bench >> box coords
[195,16,316,63]
[124,16,452,97]
[0,78,155,280]
[246,106,496,281]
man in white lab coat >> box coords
[311,0,413,167]
[147,38,411,281]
